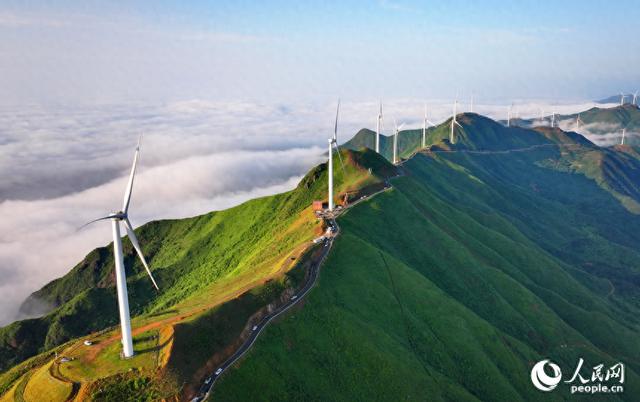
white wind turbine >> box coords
[551,111,557,128]
[376,102,383,154]
[81,137,159,358]
[507,104,513,127]
[633,91,638,106]
[393,119,405,164]
[621,128,626,145]
[576,114,582,131]
[422,104,435,148]
[450,100,462,144]
[620,93,626,106]
[327,100,345,211]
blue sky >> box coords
[0,0,639,104]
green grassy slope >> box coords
[0,148,396,377]
[214,129,640,400]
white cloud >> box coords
[0,97,619,325]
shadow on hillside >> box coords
[135,334,174,355]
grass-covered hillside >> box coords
[0,148,397,400]
[213,124,640,401]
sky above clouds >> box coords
[0,1,639,324]
[0,0,639,104]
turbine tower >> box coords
[633,91,638,106]
[81,137,159,358]
[621,128,626,145]
[620,93,626,106]
[375,102,383,153]
[392,119,404,164]
[507,104,512,127]
[450,100,462,144]
[422,104,435,149]
[551,111,556,128]
[327,100,344,211]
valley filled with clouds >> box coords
[0,98,624,325]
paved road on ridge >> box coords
[194,184,392,401]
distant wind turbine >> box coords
[507,104,513,127]
[633,91,638,106]
[470,92,474,113]
[621,128,626,145]
[81,137,159,359]
[450,100,462,144]
[539,108,546,125]
[375,101,383,154]
[620,93,626,106]
[576,114,582,131]
[393,119,405,164]
[328,100,345,211]
[551,111,557,128]
[422,104,435,148]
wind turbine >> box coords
[450,100,462,144]
[551,111,557,128]
[620,93,626,106]
[422,104,435,148]
[539,108,546,125]
[392,119,405,164]
[576,114,582,131]
[507,104,513,127]
[81,137,159,359]
[633,91,638,106]
[375,102,383,154]
[470,92,474,113]
[327,100,345,211]
[621,128,626,145]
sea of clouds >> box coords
[0,98,624,325]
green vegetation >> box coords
[0,148,395,399]
[4,110,640,400]
[214,126,640,400]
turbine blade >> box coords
[333,142,346,173]
[77,215,112,231]
[124,218,159,290]
[398,123,406,131]
[333,99,340,141]
[122,136,142,214]
[427,120,436,127]
[455,121,463,128]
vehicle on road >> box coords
[252,325,258,331]
[291,295,298,300]
[83,340,93,346]
[313,236,325,244]
[59,357,71,363]
[215,368,223,376]
[204,377,212,384]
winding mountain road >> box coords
[195,185,392,401]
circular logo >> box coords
[531,360,562,392]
